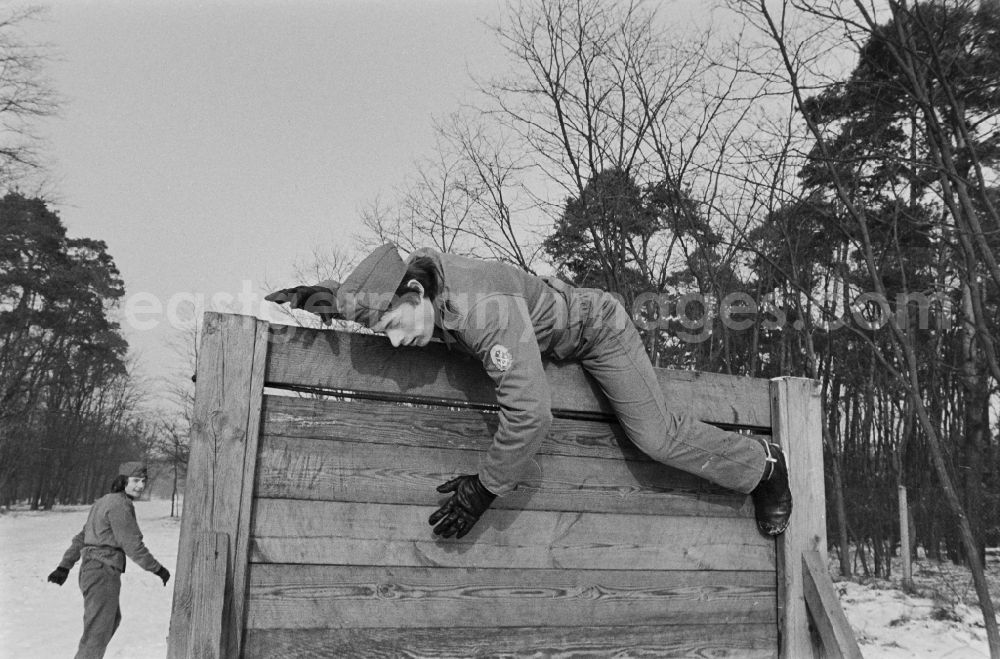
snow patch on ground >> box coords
[837,579,991,657]
[1,499,997,657]
[830,547,999,658]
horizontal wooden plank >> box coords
[256,435,752,518]
[249,499,775,571]
[246,564,776,629]
[262,395,646,461]
[243,624,779,658]
[264,324,772,429]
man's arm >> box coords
[107,498,162,572]
[48,527,86,584]
[57,528,85,571]
[460,293,554,496]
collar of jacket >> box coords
[432,294,462,348]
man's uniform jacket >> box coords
[412,248,595,496]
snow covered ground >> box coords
[0,498,996,658]
[835,547,999,658]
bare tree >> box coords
[733,0,999,651]
[357,120,544,271]
[358,138,475,255]
[0,5,57,191]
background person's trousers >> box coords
[574,291,767,494]
[75,559,122,659]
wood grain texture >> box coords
[262,395,644,461]
[245,564,776,629]
[249,499,775,571]
[802,550,862,659]
[230,317,269,658]
[264,323,772,429]
[167,313,268,659]
[770,377,827,659]
[184,532,228,659]
[167,314,810,657]
[256,434,753,518]
[243,624,779,658]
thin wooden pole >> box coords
[899,485,913,591]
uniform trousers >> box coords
[569,290,766,494]
[75,559,122,659]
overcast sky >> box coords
[31,0,508,392]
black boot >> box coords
[751,441,792,536]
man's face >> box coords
[371,293,435,348]
[124,476,146,499]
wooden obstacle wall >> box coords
[167,312,858,658]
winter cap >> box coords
[118,462,148,478]
[321,244,408,327]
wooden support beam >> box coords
[167,313,269,659]
[770,377,827,659]
[185,532,229,659]
[802,550,863,659]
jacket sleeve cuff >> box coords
[477,469,516,497]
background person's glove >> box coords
[428,474,497,539]
[265,285,338,325]
[47,567,69,586]
[155,566,171,587]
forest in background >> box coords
[340,0,1000,580]
[1,0,998,649]
[0,8,188,511]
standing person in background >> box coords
[267,244,792,541]
[46,462,171,659]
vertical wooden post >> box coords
[771,377,826,659]
[168,313,269,659]
[899,485,913,590]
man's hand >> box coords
[428,474,497,539]
[47,567,69,586]
[265,285,338,324]
[155,566,171,587]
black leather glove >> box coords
[155,566,171,587]
[265,285,338,324]
[47,567,69,586]
[428,474,497,539]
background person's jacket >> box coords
[58,491,163,574]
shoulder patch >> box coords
[489,344,513,372]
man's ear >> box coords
[405,279,426,298]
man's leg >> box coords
[75,561,122,659]
[578,293,766,494]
